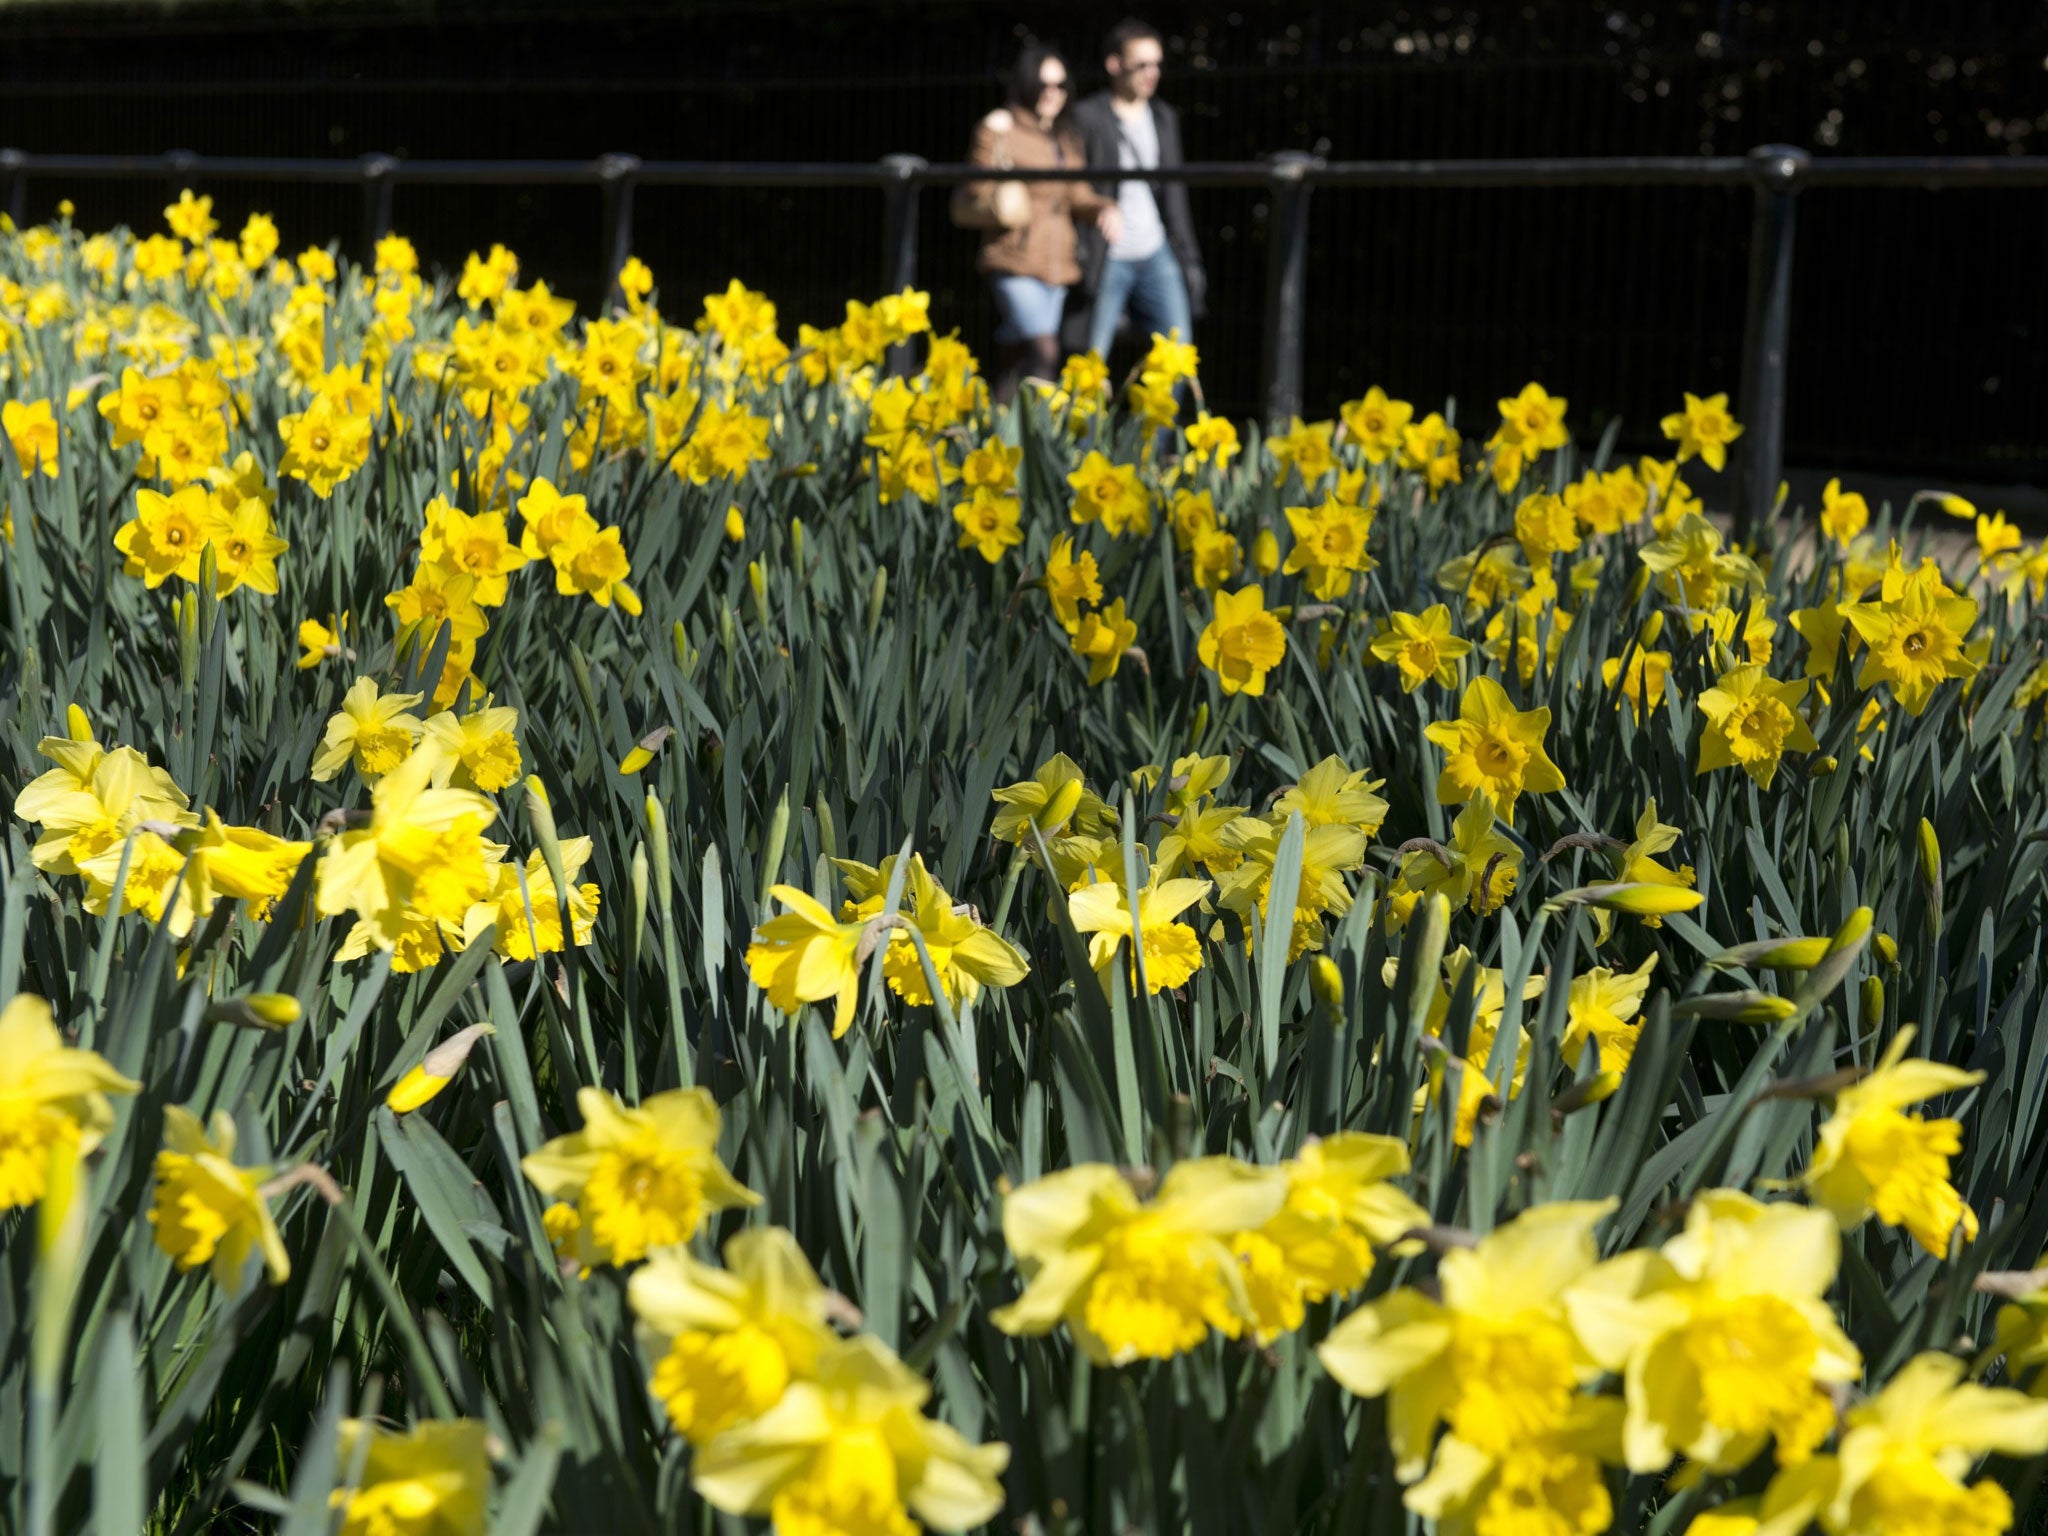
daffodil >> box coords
[148,1106,291,1293]
[1066,450,1151,537]
[314,751,498,946]
[1514,491,1581,563]
[1818,477,1868,546]
[332,1418,490,1536]
[1660,391,1743,471]
[1198,586,1288,696]
[418,703,522,792]
[744,885,869,1037]
[692,1334,1008,1536]
[1404,1400,1623,1536]
[1425,675,1566,812]
[1640,513,1763,610]
[311,676,426,782]
[1040,533,1103,630]
[464,841,601,961]
[1282,496,1376,600]
[1231,1133,1428,1342]
[993,1158,1287,1363]
[1757,1353,2048,1536]
[1273,754,1388,837]
[1372,604,1470,691]
[1603,647,1673,719]
[1267,416,1338,486]
[0,993,140,1211]
[1069,596,1137,683]
[113,484,212,587]
[1386,792,1521,924]
[1318,1199,1615,1480]
[1561,954,1658,1074]
[1843,582,1979,716]
[521,1086,759,1268]
[875,855,1029,1008]
[1566,1189,1858,1473]
[13,727,194,877]
[989,752,1113,843]
[1340,385,1413,463]
[420,498,529,605]
[3,397,60,477]
[628,1226,837,1443]
[1215,818,1367,957]
[1696,664,1819,789]
[1068,869,1212,993]
[952,485,1022,564]
[1803,1026,1982,1255]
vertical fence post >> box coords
[0,150,25,226]
[358,154,398,263]
[597,153,642,310]
[1734,144,1807,543]
[1259,152,1319,431]
[878,154,927,378]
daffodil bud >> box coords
[630,841,649,967]
[1826,905,1873,958]
[1859,975,1885,1031]
[748,559,771,631]
[177,590,199,685]
[1637,609,1665,646]
[387,1023,495,1114]
[790,515,806,569]
[672,620,695,676]
[724,504,746,542]
[1917,818,1941,891]
[1310,955,1344,1016]
[644,793,672,917]
[867,566,888,636]
[65,703,92,741]
[1547,882,1704,916]
[525,775,570,910]
[205,993,303,1031]
[1937,493,1976,519]
[719,603,736,653]
[1672,991,1801,1023]
[1190,702,1209,742]
[816,799,838,863]
[1252,527,1280,575]
[1809,755,1839,777]
[1875,932,1899,967]
[1710,936,1830,971]
[618,725,672,777]
[196,542,219,633]
[569,645,599,723]
[758,789,791,907]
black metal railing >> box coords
[4,146,2046,535]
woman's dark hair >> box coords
[1005,44,1069,112]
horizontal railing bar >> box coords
[5,149,2048,192]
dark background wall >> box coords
[3,0,2044,481]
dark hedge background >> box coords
[4,0,2044,480]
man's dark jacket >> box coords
[1066,91,1207,320]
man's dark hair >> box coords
[1102,17,1161,59]
[1005,43,1069,112]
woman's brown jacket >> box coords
[962,109,1109,286]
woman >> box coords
[959,45,1123,404]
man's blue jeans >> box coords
[1087,244,1193,359]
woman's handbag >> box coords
[950,130,1033,232]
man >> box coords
[1069,18,1206,364]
